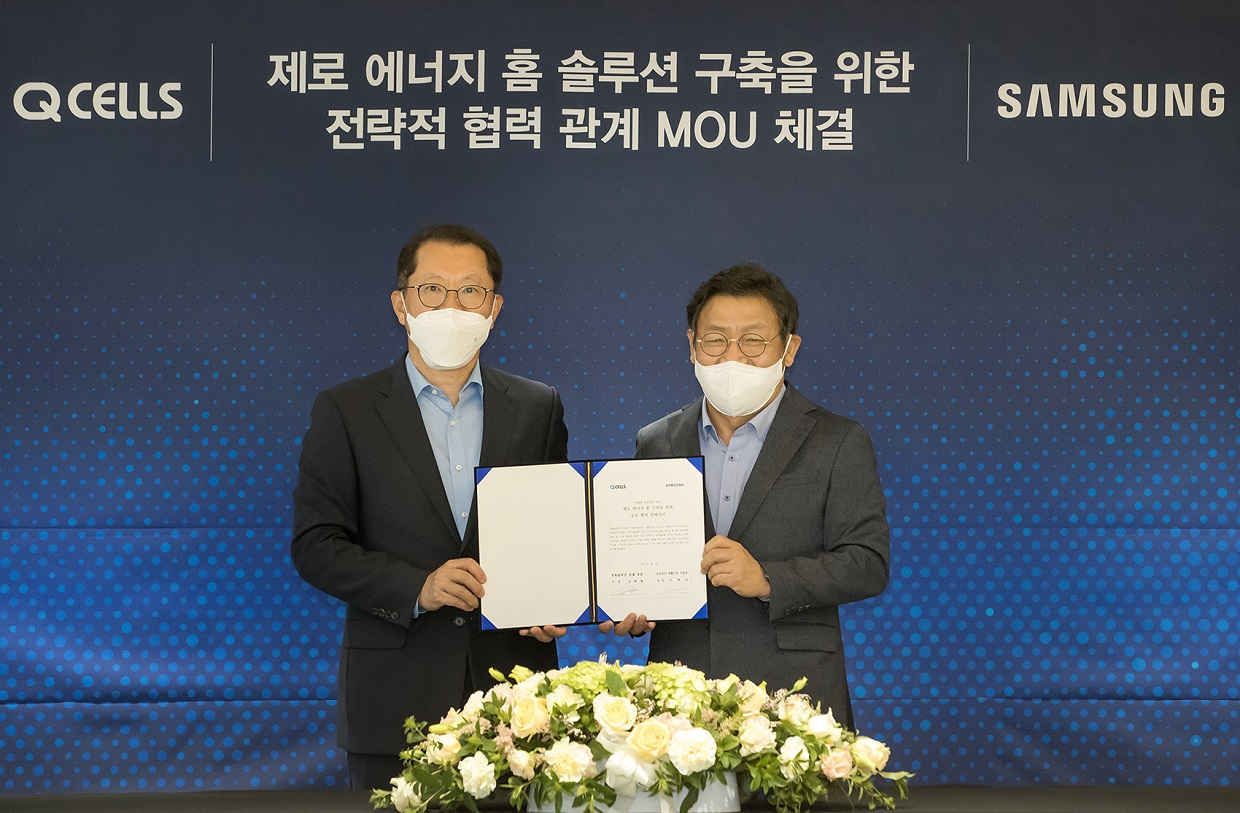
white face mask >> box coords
[693,338,790,417]
[404,305,493,371]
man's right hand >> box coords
[419,558,487,612]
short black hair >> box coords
[686,262,799,338]
[396,224,503,290]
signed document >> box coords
[475,457,707,630]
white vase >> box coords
[529,773,739,813]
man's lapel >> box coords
[666,401,703,458]
[727,385,814,541]
[376,361,460,541]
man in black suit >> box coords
[292,224,567,790]
[604,263,889,729]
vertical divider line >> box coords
[966,43,972,162]
[210,43,215,161]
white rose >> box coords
[806,710,844,743]
[593,693,639,738]
[510,696,550,739]
[819,748,854,781]
[778,735,811,779]
[507,748,540,781]
[737,714,777,756]
[604,750,658,797]
[426,732,461,765]
[390,776,422,813]
[851,736,890,776]
[668,728,717,775]
[738,680,769,714]
[777,694,814,727]
[458,752,498,799]
[545,738,594,783]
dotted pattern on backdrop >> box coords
[2,242,1238,792]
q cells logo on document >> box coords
[12,81,184,121]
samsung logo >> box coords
[996,82,1224,119]
[13,81,184,121]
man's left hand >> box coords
[701,535,770,599]
[520,625,567,643]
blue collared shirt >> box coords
[404,356,485,540]
[698,385,786,538]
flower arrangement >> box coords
[370,660,911,813]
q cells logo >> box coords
[12,81,183,121]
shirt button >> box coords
[455,464,463,471]
[724,496,731,501]
[461,511,468,518]
[453,616,465,627]
[431,389,439,395]
[450,420,456,426]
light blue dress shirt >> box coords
[698,385,786,538]
[404,356,485,540]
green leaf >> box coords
[408,764,436,788]
[604,668,627,696]
[678,786,700,813]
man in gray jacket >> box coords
[605,263,889,728]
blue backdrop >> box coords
[2,0,1237,794]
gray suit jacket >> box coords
[636,385,889,728]
[291,360,566,754]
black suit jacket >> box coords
[635,385,889,728]
[291,360,567,754]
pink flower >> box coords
[819,748,853,780]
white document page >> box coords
[476,462,591,629]
[590,457,707,623]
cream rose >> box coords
[737,714,777,756]
[509,696,550,738]
[819,748,854,781]
[545,738,594,783]
[851,736,890,776]
[778,735,811,779]
[626,719,672,762]
[593,693,639,737]
[668,727,717,774]
[507,748,540,780]
[426,732,461,765]
[806,710,844,743]
[459,752,497,799]
[737,680,769,714]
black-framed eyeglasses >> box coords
[398,283,494,310]
[694,332,780,358]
